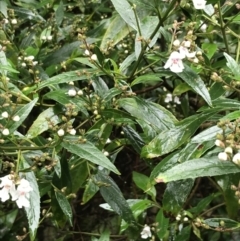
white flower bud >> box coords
[93,110,98,115]
[2,128,9,136]
[21,62,27,67]
[69,129,76,135]
[68,81,74,85]
[215,140,225,148]
[32,61,38,66]
[173,39,180,47]
[1,111,9,118]
[233,153,240,165]
[183,217,189,222]
[41,36,47,40]
[103,151,109,156]
[184,40,191,48]
[12,115,20,122]
[3,19,9,24]
[57,129,65,137]
[91,54,97,61]
[47,35,52,40]
[11,19,17,24]
[77,90,83,96]
[26,55,35,61]
[224,147,233,154]
[68,89,77,97]
[218,152,228,161]
[84,49,90,56]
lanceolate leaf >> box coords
[21,157,40,241]
[177,65,212,106]
[94,170,135,224]
[118,97,177,132]
[62,141,120,175]
[110,0,138,31]
[155,157,240,183]
[37,69,102,90]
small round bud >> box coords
[57,129,65,137]
[1,111,9,118]
[218,152,228,161]
[173,39,180,47]
[68,89,77,97]
[12,115,20,122]
[84,49,90,56]
[91,54,97,61]
[183,217,189,222]
[69,129,76,135]
[233,153,240,165]
[78,90,83,96]
[224,147,233,154]
[103,151,109,156]
[215,139,225,148]
[11,19,17,24]
[47,35,52,41]
[2,128,9,136]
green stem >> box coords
[218,1,229,53]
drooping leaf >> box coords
[9,98,38,133]
[118,97,177,132]
[110,0,138,31]
[27,107,61,139]
[155,157,240,183]
[177,65,212,106]
[62,141,120,174]
[163,179,194,214]
[21,156,40,241]
[55,191,73,226]
[94,170,136,224]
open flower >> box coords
[141,225,152,239]
[12,178,33,208]
[192,0,207,9]
[0,175,16,202]
[179,46,196,58]
[164,51,184,73]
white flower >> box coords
[174,96,181,104]
[57,129,65,137]
[218,152,228,161]
[140,225,152,239]
[84,49,90,56]
[0,175,16,202]
[103,151,109,156]
[24,55,34,61]
[91,54,97,61]
[68,89,77,97]
[179,46,196,58]
[12,115,20,122]
[2,128,9,136]
[11,19,17,24]
[233,153,240,165]
[47,35,52,41]
[224,147,233,154]
[21,62,27,67]
[69,129,76,135]
[106,138,111,144]
[164,93,173,103]
[164,51,184,73]
[192,0,207,9]
[173,39,180,47]
[1,111,9,118]
[12,178,33,208]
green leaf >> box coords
[132,171,156,200]
[82,178,99,204]
[9,98,38,133]
[94,170,135,224]
[163,179,194,214]
[156,209,169,239]
[224,52,240,76]
[55,1,64,26]
[0,1,8,17]
[131,74,163,86]
[0,65,19,74]
[177,65,212,106]
[118,97,177,132]
[27,107,61,139]
[21,157,40,241]
[100,14,129,51]
[173,83,192,95]
[201,43,217,60]
[110,0,138,31]
[203,218,240,229]
[141,110,218,158]
[155,157,240,183]
[175,226,191,241]
[37,69,102,90]
[62,141,120,174]
[55,191,73,226]
[122,126,145,154]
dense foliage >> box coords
[0,0,240,240]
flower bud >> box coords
[91,54,97,61]
[215,140,225,148]
[224,147,233,154]
[1,111,9,118]
[57,129,65,137]
[2,128,9,136]
[68,89,77,97]
[173,39,180,47]
[218,152,228,161]
[233,153,240,165]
